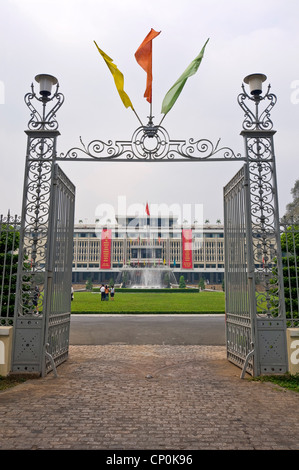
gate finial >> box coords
[24,74,64,131]
[238,73,277,131]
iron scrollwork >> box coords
[18,156,53,316]
[60,123,242,161]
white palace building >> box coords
[72,214,224,287]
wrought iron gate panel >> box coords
[224,165,255,375]
[44,164,75,374]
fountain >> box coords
[116,267,178,289]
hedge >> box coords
[92,288,200,294]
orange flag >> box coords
[135,28,161,103]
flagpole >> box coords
[158,112,167,127]
[132,107,144,127]
[149,42,153,121]
[145,203,150,264]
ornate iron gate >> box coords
[11,162,75,376]
[224,162,288,376]
[44,164,75,375]
[224,165,255,375]
[10,72,288,377]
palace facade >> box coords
[72,215,224,286]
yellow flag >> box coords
[94,41,133,109]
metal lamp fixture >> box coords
[243,73,267,96]
[25,74,63,131]
[35,73,58,97]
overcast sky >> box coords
[0,0,298,224]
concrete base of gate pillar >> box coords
[286,328,299,375]
[0,326,13,377]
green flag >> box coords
[161,38,209,115]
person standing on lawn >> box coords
[100,284,105,301]
[110,285,115,301]
[105,285,110,300]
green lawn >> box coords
[71,291,225,314]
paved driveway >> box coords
[0,344,298,451]
[69,314,226,345]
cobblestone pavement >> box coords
[0,345,298,450]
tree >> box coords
[284,179,299,222]
[198,277,205,291]
[179,275,186,288]
[280,225,299,325]
[0,224,19,317]
[85,278,93,290]
[164,272,170,288]
[280,179,299,325]
[122,271,128,288]
[0,221,31,318]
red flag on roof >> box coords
[135,28,161,103]
[146,202,150,216]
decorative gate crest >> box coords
[60,125,242,162]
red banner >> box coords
[182,229,193,269]
[100,229,112,269]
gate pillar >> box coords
[11,75,71,376]
[238,74,288,375]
